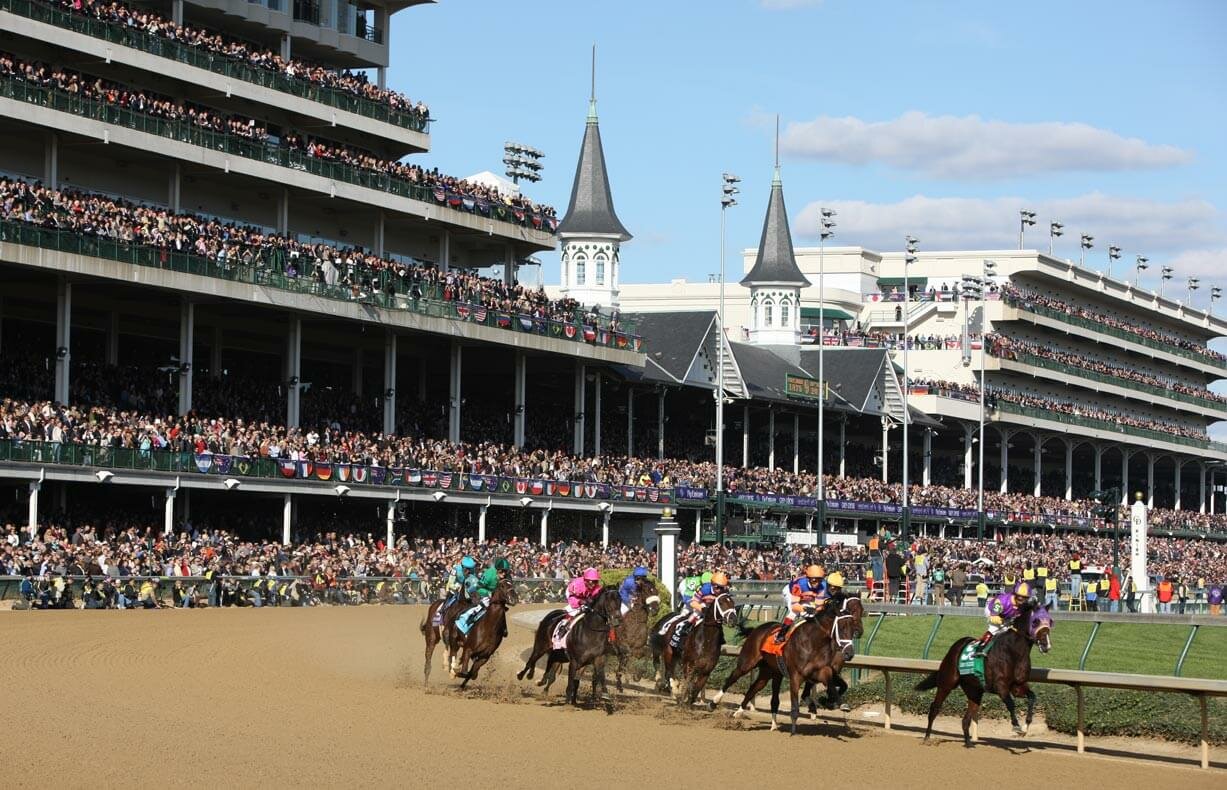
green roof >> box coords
[801,307,854,321]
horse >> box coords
[713,595,865,733]
[651,592,737,704]
[452,579,520,689]
[916,601,1053,745]
[420,591,473,684]
[516,587,624,706]
[611,577,662,692]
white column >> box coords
[474,504,486,543]
[374,210,386,258]
[1065,440,1074,501]
[657,389,666,461]
[448,340,462,444]
[839,419,846,478]
[655,518,680,606]
[1174,461,1183,511]
[282,494,293,546]
[1199,463,1207,514]
[514,352,526,447]
[627,387,634,456]
[163,489,176,536]
[172,0,184,25]
[387,500,397,548]
[54,277,71,404]
[1212,470,1218,515]
[922,430,932,487]
[27,481,40,540]
[963,424,974,489]
[1146,454,1155,508]
[438,229,451,273]
[881,421,889,483]
[999,435,1009,494]
[285,318,301,429]
[383,332,397,436]
[106,312,120,366]
[177,299,194,415]
[44,132,58,188]
[694,508,702,544]
[792,413,800,475]
[539,508,549,547]
[1033,437,1042,498]
[768,410,776,471]
[603,510,612,548]
[742,405,750,468]
[1121,450,1131,506]
[573,362,586,455]
[594,371,603,456]
[168,162,181,213]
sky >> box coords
[388,0,1226,307]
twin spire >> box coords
[741,115,809,288]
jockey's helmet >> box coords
[805,564,826,581]
[583,567,600,582]
[710,571,729,589]
[826,571,845,589]
[633,566,649,578]
[1013,581,1031,599]
[461,556,477,570]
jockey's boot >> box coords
[774,621,791,644]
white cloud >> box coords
[1168,248,1227,278]
[781,111,1192,179]
[793,193,1225,256]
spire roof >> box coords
[740,166,810,288]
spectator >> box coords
[885,544,906,603]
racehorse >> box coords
[651,592,737,704]
[611,577,662,692]
[516,588,624,706]
[916,601,1052,745]
[452,579,520,689]
[420,592,473,684]
[713,595,865,733]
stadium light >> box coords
[1187,277,1201,306]
[1159,266,1174,298]
[901,235,919,538]
[432,490,447,502]
[1212,286,1223,316]
[817,207,836,536]
[1079,234,1094,268]
[1018,210,1036,250]
[714,171,739,543]
[978,260,996,539]
[1048,221,1063,256]
[1107,245,1121,279]
[94,470,114,483]
[1134,255,1149,286]
[503,141,544,185]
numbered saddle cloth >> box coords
[455,605,486,635]
[957,641,988,683]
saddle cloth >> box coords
[455,604,486,635]
[760,626,787,657]
[657,611,688,637]
[552,612,583,650]
[958,641,988,683]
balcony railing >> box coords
[0,219,640,347]
[1003,292,1225,370]
[1,0,420,131]
[0,74,556,235]
[992,348,1227,413]
[992,399,1225,452]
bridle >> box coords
[830,596,858,652]
[704,591,736,627]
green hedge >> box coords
[601,569,672,627]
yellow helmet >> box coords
[710,571,729,587]
[826,572,845,588]
[1013,582,1031,599]
[805,564,826,579]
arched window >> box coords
[763,300,774,327]
[595,254,606,286]
[780,302,791,327]
[575,255,587,286]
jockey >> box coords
[825,571,845,600]
[775,565,827,644]
[619,566,650,615]
[557,567,602,642]
[444,556,478,607]
[978,582,1031,649]
[491,556,512,582]
[456,566,500,634]
[678,569,702,609]
[670,572,729,647]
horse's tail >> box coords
[914,671,940,691]
[916,636,973,691]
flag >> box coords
[278,459,297,478]
[462,198,475,212]
[298,460,314,479]
[531,215,542,228]
[476,199,490,216]
[367,466,383,485]
[315,462,332,481]
[234,459,251,476]
[439,472,453,489]
[473,306,487,323]
[546,217,559,232]
[407,469,423,485]
[456,304,471,320]
[584,483,597,498]
[497,313,512,328]
[556,482,571,497]
[422,471,437,487]
[352,465,368,483]
[549,322,562,337]
[433,187,446,202]
[636,488,647,501]
[387,467,404,485]
[498,477,512,493]
[648,488,659,503]
[632,337,643,352]
[448,196,462,208]
[485,475,499,490]
[530,480,544,496]
[515,479,528,494]
[514,209,525,222]
[546,482,557,497]
[582,326,596,343]
[336,464,351,482]
[563,324,577,339]
[615,334,628,348]
[194,454,213,474]
[214,455,232,475]
[519,317,534,331]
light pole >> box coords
[818,207,836,537]
[978,260,995,539]
[902,235,919,539]
[1019,210,1036,250]
[1134,255,1149,286]
[1187,277,1201,306]
[715,172,739,543]
[1080,234,1094,268]
[1212,287,1223,316]
[1160,266,1174,298]
[502,141,543,185]
[1107,245,1121,278]
[1048,221,1063,256]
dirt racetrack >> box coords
[1,605,1221,788]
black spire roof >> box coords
[740,167,810,287]
[558,99,632,241]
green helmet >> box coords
[701,571,713,584]
[493,557,511,572]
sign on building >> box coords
[784,373,828,402]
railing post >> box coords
[1078,621,1101,671]
[922,614,944,660]
[1175,624,1199,677]
[883,670,892,730]
[1075,685,1085,753]
[1200,694,1210,770]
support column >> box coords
[742,405,750,468]
[282,494,293,546]
[1033,437,1042,498]
[448,340,462,444]
[163,488,176,536]
[373,210,385,258]
[44,132,58,188]
[1093,445,1103,493]
[210,326,223,377]
[387,500,396,548]
[1174,461,1183,511]
[695,509,702,544]
[514,352,526,447]
[54,277,71,404]
[922,429,932,487]
[881,421,889,483]
[438,229,451,272]
[657,389,666,461]
[1065,440,1074,501]
[172,0,184,25]
[106,312,120,366]
[655,516,680,608]
[168,162,181,213]
[963,424,974,489]
[279,34,290,61]
[504,243,516,288]
[27,481,40,540]
[351,347,364,396]
[573,362,586,455]
[603,510,612,548]
[276,188,289,234]
[539,508,549,547]
[382,333,397,436]
[768,410,776,471]
[594,371,603,456]
[285,317,301,429]
[1121,450,1131,506]
[1146,454,1155,508]
[478,504,488,543]
[627,388,634,457]
[377,66,386,91]
[999,434,1009,494]
[792,413,800,475]
[1199,463,1207,514]
[177,299,194,415]
[839,419,846,478]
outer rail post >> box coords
[1200,694,1209,769]
[1075,685,1085,753]
[1175,624,1199,677]
[922,614,944,660]
[883,670,892,730]
[1078,621,1101,671]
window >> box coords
[781,303,790,327]
[596,255,606,285]
[575,256,586,286]
[764,302,774,327]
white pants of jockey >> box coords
[986,621,1006,637]
[620,601,630,615]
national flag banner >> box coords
[546,217,559,232]
[215,455,233,475]
[910,385,931,395]
[485,475,499,491]
[515,479,528,494]
[549,322,562,337]
[422,471,437,487]
[367,466,383,485]
[336,464,351,482]
[847,336,864,348]
[823,335,839,346]
[234,459,251,476]
[519,316,534,331]
[407,469,423,485]
[531,215,543,228]
[583,483,597,498]
[456,304,471,320]
[945,338,959,349]
[476,199,490,216]
[530,480,544,496]
[970,339,983,350]
[433,187,446,203]
[468,475,483,491]
[278,459,297,478]
[648,488,660,503]
[352,465,367,483]
[595,484,610,499]
[473,307,487,323]
[514,209,526,222]
[315,462,333,481]
[615,334,629,349]
[556,482,571,497]
[195,454,213,474]
[546,482,557,497]
[635,488,647,501]
[563,323,577,339]
[387,467,404,485]
[632,337,643,352]
[462,197,475,212]
[439,472,454,489]
[582,326,596,343]
[599,330,610,345]
[622,486,635,500]
[497,477,512,493]
[298,460,314,479]
[448,196,462,208]
[497,313,512,328]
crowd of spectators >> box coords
[804,328,977,350]
[0,178,598,328]
[1002,283,1224,362]
[44,0,430,124]
[986,333,1225,403]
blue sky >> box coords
[388,0,1227,307]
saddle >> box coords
[552,612,583,650]
[657,610,688,637]
[455,604,487,635]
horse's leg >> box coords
[460,655,489,689]
[713,651,753,711]
[517,626,547,681]
[924,678,954,742]
[423,627,437,685]
[787,668,804,736]
[540,655,560,693]
[961,679,984,747]
[769,674,783,732]
[565,659,580,707]
[592,651,609,703]
[1022,685,1037,735]
[732,665,770,718]
[1001,688,1023,735]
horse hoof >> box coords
[811,711,818,721]
[1014,726,1026,736]
[707,701,717,713]
[769,722,778,732]
[732,708,743,719]
[840,704,851,712]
